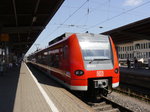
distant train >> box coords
[28,33,120,97]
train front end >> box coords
[68,33,119,96]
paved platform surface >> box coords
[1,62,94,112]
[13,63,52,112]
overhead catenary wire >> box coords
[27,0,150,55]
[47,0,89,38]
[61,0,147,32]
[45,0,149,36]
[84,0,150,31]
[37,0,150,39]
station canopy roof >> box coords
[0,0,64,56]
[102,17,150,44]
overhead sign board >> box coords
[0,34,9,42]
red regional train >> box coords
[28,33,119,97]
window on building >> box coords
[144,52,146,58]
[141,44,143,49]
[146,43,148,49]
[129,46,130,51]
[135,44,140,49]
[146,52,148,58]
[139,44,141,49]
[144,43,145,49]
[129,46,131,50]
[118,47,120,52]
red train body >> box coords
[28,33,119,96]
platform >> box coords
[0,62,94,112]
[0,65,20,112]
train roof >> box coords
[48,32,73,46]
[29,33,109,56]
[48,32,109,46]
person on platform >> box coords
[9,62,13,68]
[127,58,130,69]
[0,60,4,76]
[134,57,138,68]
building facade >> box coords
[117,39,150,64]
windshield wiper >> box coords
[89,58,109,64]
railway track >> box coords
[72,91,133,112]
[86,96,133,112]
[114,83,150,103]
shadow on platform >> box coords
[27,63,62,88]
[0,67,20,112]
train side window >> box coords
[60,48,63,59]
[63,46,68,59]
[55,55,59,68]
[51,54,59,68]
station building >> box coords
[102,17,150,67]
[117,39,150,64]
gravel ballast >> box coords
[107,92,150,112]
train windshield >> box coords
[79,41,111,60]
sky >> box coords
[26,0,150,56]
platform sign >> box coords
[0,34,9,42]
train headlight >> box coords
[74,70,84,76]
[114,68,119,74]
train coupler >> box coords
[93,79,108,88]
